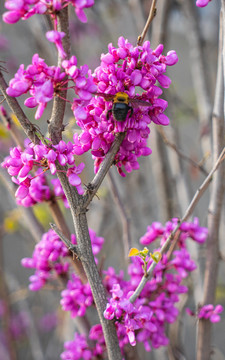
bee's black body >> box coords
[95,91,152,122]
[107,102,133,122]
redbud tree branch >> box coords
[129,146,225,304]
[197,5,225,359]
[46,7,124,360]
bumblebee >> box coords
[95,92,152,122]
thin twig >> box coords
[50,222,83,260]
[157,127,209,176]
[129,146,225,303]
[137,0,157,45]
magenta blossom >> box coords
[6,54,65,119]
[196,0,211,7]
[6,53,97,120]
[21,228,104,291]
[21,229,71,291]
[186,304,224,323]
[1,139,85,205]
[61,325,106,360]
[3,0,95,24]
[139,217,208,247]
[103,217,207,350]
[198,304,224,323]
[72,37,178,176]
[60,273,93,317]
[46,30,67,59]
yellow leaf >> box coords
[128,247,140,257]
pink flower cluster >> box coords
[61,325,106,360]
[198,304,223,322]
[58,218,209,358]
[187,304,223,323]
[196,0,211,7]
[21,228,104,292]
[3,0,94,24]
[1,138,85,206]
[5,37,178,176]
[60,273,93,317]
[6,53,97,119]
[104,284,155,348]
[20,217,217,357]
[102,218,208,350]
[72,37,178,176]
[6,54,65,119]
[140,217,208,246]
[21,229,71,291]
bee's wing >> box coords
[129,98,152,107]
[93,92,115,101]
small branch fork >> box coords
[137,0,157,46]
[50,223,84,261]
[129,147,225,304]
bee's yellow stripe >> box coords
[114,92,129,104]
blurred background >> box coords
[0,0,224,359]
